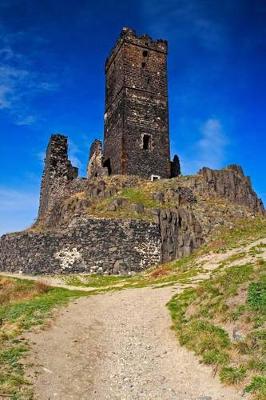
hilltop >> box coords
[0,158,264,276]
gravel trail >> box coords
[27,286,244,400]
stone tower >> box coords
[103,27,171,179]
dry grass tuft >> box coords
[35,280,50,294]
[0,277,50,306]
[149,266,170,278]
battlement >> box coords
[105,27,168,72]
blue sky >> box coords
[0,0,265,235]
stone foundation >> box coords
[0,218,161,275]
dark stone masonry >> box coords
[0,27,264,275]
[0,219,161,275]
[103,27,178,179]
[38,135,78,221]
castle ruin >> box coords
[0,28,264,276]
[39,27,181,221]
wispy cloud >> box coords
[180,118,228,174]
[68,139,83,170]
[198,118,228,164]
[15,115,37,126]
[0,27,58,125]
[0,186,39,235]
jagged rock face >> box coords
[153,187,196,206]
[198,165,264,214]
[159,208,203,262]
[87,140,108,179]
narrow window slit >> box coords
[143,134,151,150]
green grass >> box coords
[0,276,89,399]
[201,217,266,253]
[120,187,159,208]
[245,376,266,400]
[167,259,266,399]
[63,273,130,288]
[247,276,266,312]
[219,366,246,384]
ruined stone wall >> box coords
[171,155,181,178]
[0,219,161,275]
[0,209,205,275]
[87,140,108,179]
[104,27,171,179]
[37,135,78,222]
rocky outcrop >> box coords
[159,208,203,262]
[153,187,196,206]
[198,165,264,214]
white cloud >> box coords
[68,139,83,169]
[0,27,58,124]
[15,115,37,126]
[0,46,15,60]
[0,84,12,108]
[198,118,228,165]
[180,118,228,175]
[0,186,39,235]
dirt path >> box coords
[26,286,244,400]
